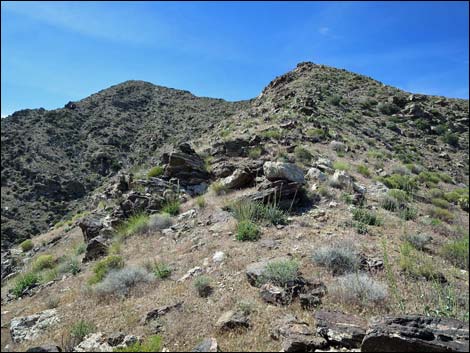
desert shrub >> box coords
[379,174,417,193]
[152,262,172,279]
[404,234,432,251]
[294,146,313,163]
[12,272,40,298]
[330,141,347,152]
[196,196,206,208]
[94,266,154,297]
[88,255,125,285]
[259,259,299,287]
[318,185,333,199]
[442,132,459,147]
[236,220,260,241]
[332,273,388,306]
[228,200,287,226]
[194,276,212,297]
[211,181,228,195]
[444,188,469,211]
[441,235,469,270]
[405,163,424,174]
[20,239,34,252]
[341,193,354,205]
[262,129,282,139]
[428,207,454,223]
[352,208,382,226]
[438,172,453,184]
[114,335,162,352]
[399,206,418,220]
[333,161,350,171]
[148,213,172,231]
[147,166,164,178]
[381,195,399,212]
[418,171,441,187]
[312,243,359,275]
[354,221,369,235]
[429,188,445,199]
[306,128,326,140]
[46,296,60,309]
[357,164,371,177]
[399,242,441,281]
[327,94,342,106]
[74,243,86,256]
[162,199,180,216]
[392,165,411,176]
[432,198,450,209]
[248,146,263,159]
[32,255,55,272]
[378,102,400,115]
[70,320,96,343]
[58,257,81,276]
[117,213,150,237]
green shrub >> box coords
[32,255,55,272]
[248,147,262,159]
[327,94,342,106]
[404,234,432,251]
[379,174,417,193]
[441,235,469,270]
[114,335,162,352]
[429,188,445,199]
[58,257,81,276]
[12,272,40,298]
[116,213,150,237]
[20,239,34,252]
[147,166,164,178]
[262,129,282,139]
[194,276,212,297]
[438,172,453,184]
[294,146,313,163]
[357,164,371,177]
[388,189,410,203]
[352,208,382,226]
[428,207,454,223]
[418,171,441,187]
[442,132,459,147]
[354,221,369,235]
[162,200,180,216]
[196,196,206,208]
[211,181,228,195]
[444,188,469,211]
[153,262,172,279]
[432,198,450,209]
[88,255,125,285]
[312,243,359,275]
[228,200,287,226]
[398,206,418,220]
[399,242,441,281]
[333,161,350,171]
[74,243,86,256]
[259,259,299,287]
[236,220,260,241]
[378,102,400,115]
[306,128,326,140]
[70,320,96,342]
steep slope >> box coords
[1,81,250,248]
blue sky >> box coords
[2,1,469,117]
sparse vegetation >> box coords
[441,235,469,270]
[236,220,260,241]
[248,146,263,159]
[294,146,313,163]
[114,335,162,352]
[94,266,154,297]
[404,234,432,251]
[88,255,125,285]
[196,196,206,208]
[212,181,228,195]
[399,242,441,281]
[162,199,180,216]
[116,213,150,237]
[12,272,41,298]
[20,239,34,252]
[74,243,86,256]
[194,276,212,297]
[312,243,359,275]
[357,164,371,177]
[152,261,172,279]
[259,259,299,287]
[333,160,350,171]
[148,213,172,230]
[147,166,164,178]
[428,206,454,223]
[332,273,388,306]
[352,208,382,226]
[70,320,96,343]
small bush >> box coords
[388,189,410,203]
[379,174,417,193]
[262,129,282,139]
[248,147,262,159]
[32,255,55,272]
[162,200,180,216]
[381,195,399,212]
[294,146,313,163]
[212,181,228,195]
[432,198,450,209]
[399,206,417,220]
[378,102,400,115]
[418,171,441,187]
[20,239,34,252]
[236,220,260,241]
[153,262,172,279]
[228,200,287,226]
[94,266,154,297]
[46,296,60,309]
[352,208,382,226]
[357,164,371,177]
[114,335,162,352]
[327,94,342,106]
[147,166,164,178]
[404,234,432,251]
[442,132,459,147]
[12,272,40,298]
[312,243,359,275]
[441,235,469,270]
[74,243,86,256]
[333,161,350,171]
[332,273,388,306]
[259,259,299,287]
[148,213,172,231]
[399,242,441,281]
[428,207,454,223]
[58,257,81,276]
[196,196,206,208]
[70,320,96,343]
[88,255,125,285]
[117,213,150,237]
[194,276,212,297]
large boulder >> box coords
[82,236,108,263]
[73,332,140,352]
[78,216,104,242]
[361,315,469,352]
[10,309,60,343]
[215,310,250,331]
[243,180,304,209]
[264,162,305,183]
[26,345,62,352]
[141,302,183,324]
[220,168,255,190]
[164,144,210,186]
[314,310,367,349]
[260,283,292,305]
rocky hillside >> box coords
[1,62,469,352]
[1,81,250,248]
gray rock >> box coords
[141,302,183,324]
[82,236,108,263]
[78,216,104,242]
[26,345,62,352]
[264,162,305,183]
[215,310,250,331]
[260,283,292,305]
[314,310,367,349]
[361,315,469,352]
[306,168,327,182]
[330,170,353,189]
[220,169,254,190]
[73,333,140,352]
[192,338,220,352]
[10,309,60,343]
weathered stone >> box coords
[264,162,305,183]
[192,338,220,352]
[314,310,367,349]
[361,315,469,352]
[330,170,353,189]
[82,236,108,263]
[212,251,225,263]
[178,266,204,282]
[73,333,141,352]
[260,283,292,305]
[215,310,250,331]
[78,216,104,242]
[164,146,210,186]
[26,345,62,352]
[243,180,303,210]
[141,302,183,324]
[10,309,60,343]
[220,169,254,190]
[306,168,327,182]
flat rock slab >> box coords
[10,309,60,343]
[314,310,367,349]
[361,315,469,352]
[215,310,250,331]
[141,302,183,324]
[192,338,220,352]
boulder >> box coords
[306,168,327,182]
[10,309,60,343]
[73,332,140,352]
[82,236,108,263]
[164,144,210,186]
[192,338,220,352]
[141,302,183,324]
[300,280,327,310]
[212,251,225,263]
[220,169,254,190]
[178,266,204,282]
[260,283,292,305]
[272,315,328,352]
[215,310,250,331]
[330,170,353,189]
[264,162,305,183]
[78,217,104,242]
[26,345,62,352]
[361,315,469,352]
[243,180,303,210]
[314,310,367,349]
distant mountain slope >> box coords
[1,81,250,248]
